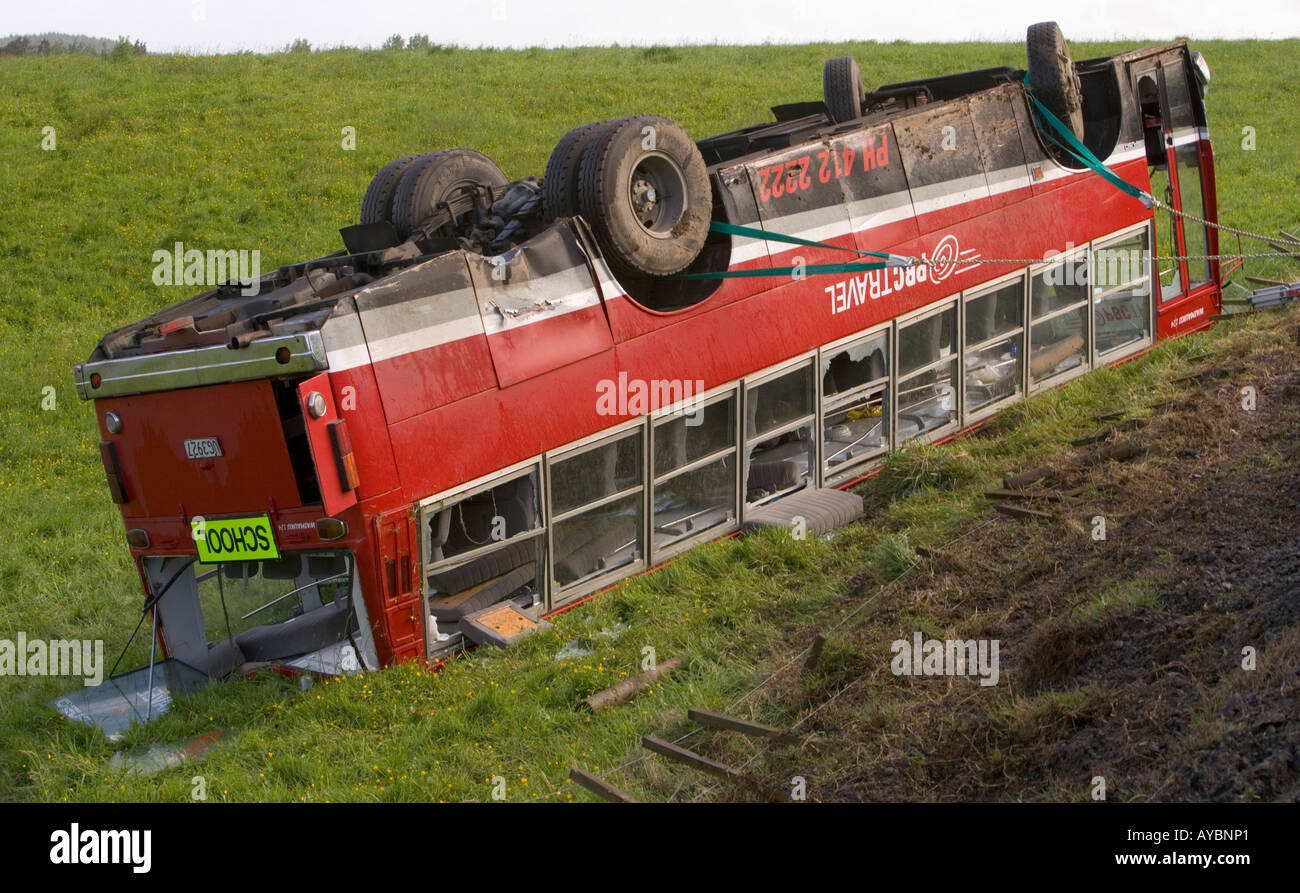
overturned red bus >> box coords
[74,24,1221,679]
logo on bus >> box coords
[827,234,981,316]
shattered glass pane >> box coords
[48,659,210,740]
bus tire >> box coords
[577,115,711,278]
[1027,21,1085,141]
[392,148,509,240]
[360,154,426,226]
[823,56,864,124]
[542,121,606,221]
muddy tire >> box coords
[360,154,426,226]
[391,148,509,240]
[542,121,607,221]
[823,56,865,124]
[1027,21,1084,141]
[577,115,711,279]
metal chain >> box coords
[897,251,1300,268]
[1150,197,1300,248]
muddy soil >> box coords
[757,318,1300,802]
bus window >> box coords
[1093,227,1153,358]
[963,277,1024,417]
[652,394,738,555]
[1136,72,1184,302]
[821,329,889,482]
[550,430,644,593]
[897,304,958,439]
[1030,256,1090,385]
[1162,54,1211,290]
[423,469,544,639]
[744,361,815,505]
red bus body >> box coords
[76,40,1221,674]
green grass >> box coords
[1072,578,1165,622]
[0,40,1297,802]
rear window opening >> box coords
[145,550,361,677]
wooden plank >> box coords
[984,489,1064,502]
[1245,276,1289,287]
[568,767,636,803]
[688,708,800,744]
[994,503,1054,521]
[641,735,741,779]
[804,633,827,670]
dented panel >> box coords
[354,252,497,422]
[467,222,613,389]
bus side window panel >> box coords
[744,361,816,506]
[1093,227,1154,358]
[821,329,890,481]
[1029,257,1090,386]
[550,431,644,594]
[963,276,1025,417]
[652,393,738,554]
[897,304,959,440]
[424,470,544,629]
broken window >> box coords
[822,329,889,482]
[744,361,816,505]
[652,394,737,553]
[423,469,544,648]
[964,276,1024,416]
[897,303,958,439]
[139,550,360,678]
[550,431,644,593]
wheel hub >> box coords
[627,152,687,238]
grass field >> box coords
[0,38,1297,802]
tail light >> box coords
[327,419,359,491]
[99,442,129,504]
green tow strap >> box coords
[668,221,906,280]
[1023,72,1154,208]
[670,258,889,281]
[708,220,892,259]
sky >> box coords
[5,0,1300,52]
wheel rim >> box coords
[626,152,688,238]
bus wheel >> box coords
[360,154,426,227]
[542,121,607,221]
[823,56,864,124]
[1027,21,1085,141]
[577,115,711,278]
[391,148,509,240]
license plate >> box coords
[191,515,280,562]
[185,438,222,459]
